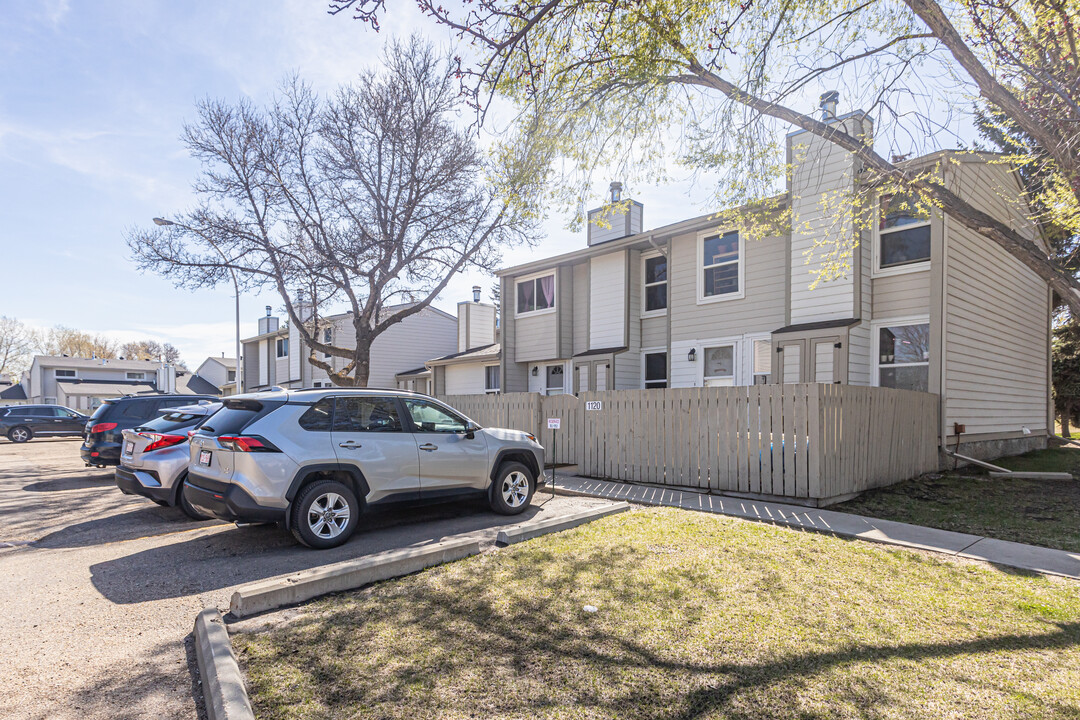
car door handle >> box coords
[419,443,438,452]
[338,441,362,450]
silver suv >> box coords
[184,389,545,548]
[115,402,222,519]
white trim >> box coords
[513,269,558,318]
[125,371,146,380]
[53,369,77,379]
[870,315,930,387]
[871,193,932,278]
[641,347,668,389]
[640,249,668,318]
[696,228,745,304]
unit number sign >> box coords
[585,401,603,411]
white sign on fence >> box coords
[585,401,602,411]
[547,418,561,429]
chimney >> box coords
[457,298,497,352]
[472,285,481,303]
[265,305,272,317]
[586,181,643,246]
[819,90,839,120]
[258,308,280,335]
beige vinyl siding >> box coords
[588,212,628,246]
[788,120,866,323]
[641,316,666,348]
[367,308,457,388]
[275,346,289,386]
[872,270,931,318]
[558,265,574,359]
[458,310,468,351]
[589,251,627,348]
[514,312,558,362]
[847,322,871,386]
[669,232,787,341]
[614,351,640,389]
[943,162,1049,436]
[444,363,487,395]
[242,341,259,389]
[572,262,589,355]
[501,276,529,392]
[848,223,873,386]
[627,249,641,353]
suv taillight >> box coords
[217,435,280,453]
[142,433,187,453]
[90,422,117,434]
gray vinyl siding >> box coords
[558,265,574,359]
[669,231,787,342]
[514,312,558,362]
[501,276,529,393]
[641,316,666,348]
[872,270,931,318]
[573,262,589,355]
[589,251,627,348]
[614,351,640,390]
[242,341,259,389]
[627,249,641,353]
[943,162,1049,436]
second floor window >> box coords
[276,338,289,357]
[878,193,931,270]
[323,327,332,358]
[516,273,555,315]
[643,254,667,313]
[54,369,76,378]
[701,230,741,300]
[126,372,145,380]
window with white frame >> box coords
[516,273,556,315]
[752,339,772,384]
[876,322,930,392]
[643,253,667,313]
[54,369,76,378]
[126,372,145,380]
[227,370,236,382]
[323,327,332,358]
[700,230,741,300]
[545,365,564,395]
[276,338,289,358]
[877,193,931,270]
[703,345,735,386]
[485,366,500,394]
[644,352,667,389]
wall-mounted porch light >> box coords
[687,348,697,362]
[532,366,539,376]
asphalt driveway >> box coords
[0,437,610,720]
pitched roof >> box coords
[56,381,157,396]
[394,366,431,378]
[179,374,223,396]
[425,343,501,367]
[32,356,166,371]
[0,384,27,400]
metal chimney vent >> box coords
[819,91,839,120]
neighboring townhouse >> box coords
[22,356,180,411]
[0,373,28,406]
[187,356,237,395]
[241,303,458,392]
[497,100,1051,459]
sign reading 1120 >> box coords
[585,401,602,411]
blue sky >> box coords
[1,2,941,368]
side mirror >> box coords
[463,422,479,439]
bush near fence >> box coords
[440,384,939,502]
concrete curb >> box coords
[229,536,481,618]
[496,502,631,546]
[194,608,254,720]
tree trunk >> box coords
[1063,402,1072,439]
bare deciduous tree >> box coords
[34,326,119,360]
[0,316,33,379]
[121,340,184,366]
[128,36,540,386]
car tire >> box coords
[7,426,31,443]
[289,478,360,549]
[177,475,211,521]
[489,461,535,515]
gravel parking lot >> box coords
[0,437,610,720]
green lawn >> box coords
[836,448,1080,553]
[235,508,1080,720]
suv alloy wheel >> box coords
[290,478,360,549]
[489,461,535,515]
[7,426,31,443]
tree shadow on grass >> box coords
[239,540,1080,720]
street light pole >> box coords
[153,217,243,393]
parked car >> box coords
[1,405,89,443]
[81,394,218,467]
[114,402,223,519]
[184,388,546,549]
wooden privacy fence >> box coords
[439,384,939,501]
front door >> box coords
[330,396,420,504]
[401,397,489,498]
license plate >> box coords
[124,441,134,455]
[199,450,212,467]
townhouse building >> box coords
[497,106,1051,459]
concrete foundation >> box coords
[939,433,1048,470]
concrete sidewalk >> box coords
[547,473,1080,580]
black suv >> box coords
[1,405,89,443]
[81,394,217,467]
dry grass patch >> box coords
[235,508,1080,720]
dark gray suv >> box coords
[184,388,546,548]
[1,405,88,443]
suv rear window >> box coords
[198,400,283,436]
[138,411,208,434]
[89,403,114,421]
